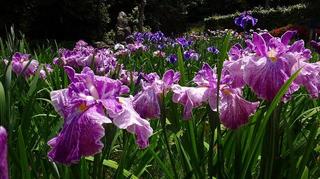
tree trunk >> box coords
[138,0,146,32]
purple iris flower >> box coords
[176,37,192,48]
[48,66,151,165]
[234,11,258,29]
[12,52,39,78]
[0,126,8,179]
[166,54,178,64]
[172,63,259,129]
[207,46,220,54]
[133,70,180,119]
[184,49,200,61]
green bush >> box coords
[204,3,308,30]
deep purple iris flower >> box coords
[172,63,259,129]
[184,49,200,61]
[166,54,178,64]
[234,11,258,29]
[12,52,39,78]
[48,66,152,165]
[133,70,180,119]
[0,126,8,179]
[176,37,192,48]
[207,46,220,54]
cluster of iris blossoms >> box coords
[46,30,320,166]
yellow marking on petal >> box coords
[267,49,277,62]
[222,89,232,95]
[79,103,88,112]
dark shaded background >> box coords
[0,0,317,41]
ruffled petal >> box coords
[133,87,160,119]
[50,89,71,118]
[220,89,259,129]
[108,97,153,149]
[244,57,294,101]
[292,61,320,98]
[48,105,110,165]
[172,85,209,119]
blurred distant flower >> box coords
[0,126,8,179]
[176,37,192,48]
[12,52,39,78]
[310,40,320,54]
[114,43,125,51]
[153,50,166,58]
[40,64,53,79]
[184,49,200,61]
[127,42,147,52]
[166,54,178,64]
[234,11,258,29]
[207,46,220,54]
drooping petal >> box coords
[172,85,209,119]
[0,126,8,179]
[244,57,296,101]
[108,97,153,149]
[133,87,160,119]
[50,89,71,118]
[292,61,320,98]
[48,105,111,165]
[219,89,259,129]
[222,58,246,88]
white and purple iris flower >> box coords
[133,70,180,119]
[48,66,153,165]
[12,52,39,78]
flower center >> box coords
[222,89,232,95]
[267,49,277,62]
[79,103,88,112]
